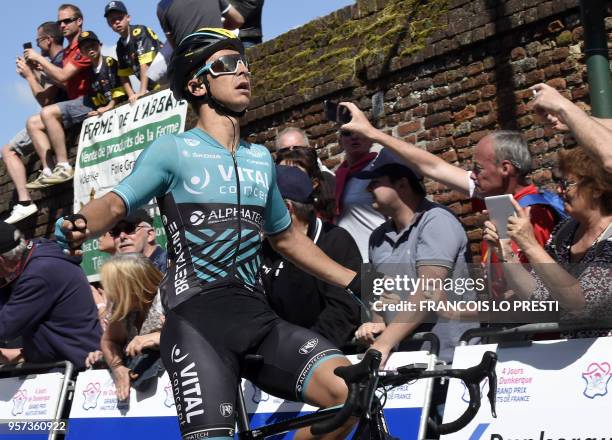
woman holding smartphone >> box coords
[483,147,612,330]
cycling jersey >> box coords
[116,24,162,90]
[112,128,291,310]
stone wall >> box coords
[1,0,611,259]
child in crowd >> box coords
[104,1,163,103]
[77,31,126,116]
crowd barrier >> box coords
[0,361,73,440]
[1,325,609,439]
[441,323,612,440]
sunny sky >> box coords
[0,0,355,145]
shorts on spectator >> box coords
[8,129,33,157]
[57,96,95,128]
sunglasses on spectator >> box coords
[276,145,311,154]
[553,176,579,192]
[110,223,149,238]
[194,54,249,79]
[56,17,78,26]
[35,36,50,43]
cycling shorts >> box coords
[161,287,344,440]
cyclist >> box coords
[57,28,361,440]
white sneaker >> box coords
[40,164,74,185]
[5,203,38,224]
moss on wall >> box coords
[250,0,450,101]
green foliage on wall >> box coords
[250,0,450,101]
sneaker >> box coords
[40,164,74,185]
[5,203,38,224]
[25,171,53,189]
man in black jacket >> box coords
[0,223,101,369]
[261,166,362,351]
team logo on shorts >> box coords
[582,362,611,399]
[220,403,233,417]
[171,344,189,364]
[299,338,319,355]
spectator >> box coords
[354,149,477,365]
[156,0,244,47]
[531,83,612,173]
[228,0,265,47]
[0,223,102,369]
[98,231,116,255]
[104,1,163,104]
[77,31,127,116]
[110,209,167,272]
[335,129,385,262]
[339,102,561,294]
[276,127,335,176]
[275,147,336,222]
[2,22,66,224]
[261,166,362,351]
[24,4,93,187]
[99,253,164,400]
[483,147,612,330]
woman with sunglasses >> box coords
[99,253,164,401]
[57,28,363,440]
[483,147,612,331]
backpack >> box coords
[518,190,568,221]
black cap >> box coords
[104,1,128,17]
[0,223,21,254]
[355,148,423,182]
[115,209,153,227]
[77,31,101,46]
[276,165,314,204]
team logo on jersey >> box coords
[189,210,206,226]
[183,169,211,195]
[582,362,611,399]
[299,338,319,355]
[219,403,233,417]
[184,138,200,147]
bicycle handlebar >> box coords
[311,350,497,436]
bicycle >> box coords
[235,349,498,439]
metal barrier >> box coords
[0,361,74,440]
[459,322,612,345]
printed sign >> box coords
[243,351,435,439]
[0,373,64,419]
[67,369,180,440]
[441,337,612,440]
[73,89,188,278]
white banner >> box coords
[0,373,64,419]
[73,89,188,278]
[69,369,175,418]
[441,337,612,440]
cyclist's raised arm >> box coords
[340,102,471,196]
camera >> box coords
[324,100,351,124]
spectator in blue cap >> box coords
[105,1,165,103]
[261,166,362,351]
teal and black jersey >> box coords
[113,128,291,310]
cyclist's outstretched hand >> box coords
[54,214,90,255]
[339,102,376,139]
[355,321,386,345]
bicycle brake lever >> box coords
[483,351,497,418]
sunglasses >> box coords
[56,16,79,26]
[109,224,149,238]
[193,54,249,79]
[553,176,579,192]
[276,145,311,154]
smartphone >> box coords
[324,100,351,124]
[484,195,516,239]
[23,42,32,50]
